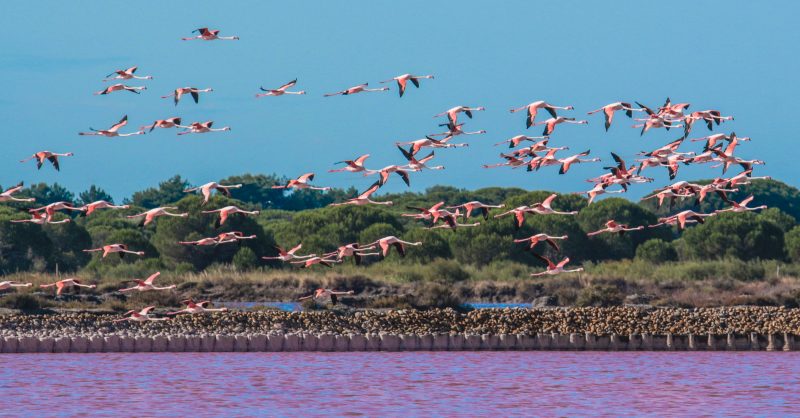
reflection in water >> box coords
[2,352,799,415]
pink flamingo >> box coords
[298,289,354,306]
[83,244,145,259]
[586,220,645,236]
[263,243,316,262]
[184,181,243,205]
[215,231,257,242]
[510,101,574,128]
[78,200,129,216]
[328,182,393,207]
[494,135,549,148]
[95,83,146,95]
[575,183,624,204]
[103,66,153,82]
[395,135,468,155]
[434,105,485,125]
[535,117,588,136]
[482,153,528,169]
[0,182,35,203]
[177,121,230,135]
[586,102,643,131]
[494,205,536,230]
[530,255,584,277]
[113,306,168,323]
[324,83,388,97]
[0,281,32,291]
[529,193,579,215]
[201,205,260,228]
[272,173,330,191]
[380,74,434,97]
[366,236,422,259]
[40,278,96,296]
[256,79,305,98]
[168,299,228,315]
[127,207,189,227]
[11,212,70,224]
[162,87,213,106]
[325,243,380,265]
[557,150,601,174]
[141,117,183,132]
[329,154,371,173]
[78,115,145,137]
[291,256,341,268]
[431,121,487,140]
[181,28,239,41]
[28,201,82,220]
[363,165,411,187]
[398,147,445,172]
[119,272,176,292]
[714,195,767,214]
[514,233,568,251]
[446,201,505,220]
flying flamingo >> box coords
[641,189,695,209]
[262,243,316,262]
[510,101,574,128]
[397,147,444,172]
[328,182,393,207]
[324,83,388,97]
[727,170,771,187]
[78,115,145,137]
[325,243,380,265]
[446,201,505,220]
[586,220,645,236]
[11,212,70,224]
[167,299,228,315]
[256,79,306,98]
[141,117,183,132]
[530,256,584,277]
[20,151,73,171]
[380,74,434,97]
[127,207,189,227]
[298,288,354,306]
[513,233,568,251]
[95,83,146,95]
[403,201,448,226]
[113,306,168,323]
[483,153,529,169]
[684,110,733,134]
[633,102,682,135]
[177,121,230,135]
[494,205,536,229]
[653,210,715,230]
[329,154,371,173]
[535,117,588,136]
[201,205,260,228]
[215,231,257,242]
[83,244,145,259]
[272,173,330,191]
[78,200,129,216]
[184,182,243,205]
[118,272,176,292]
[714,195,767,214]
[557,150,601,174]
[0,182,35,203]
[586,102,643,131]
[575,183,625,205]
[103,66,153,82]
[525,146,570,172]
[0,281,32,291]
[40,278,96,296]
[291,256,341,268]
[181,28,239,41]
[431,122,487,140]
[395,135,468,155]
[530,194,579,215]
[28,201,82,220]
[363,165,411,187]
[429,218,481,229]
[178,237,227,246]
[434,105,485,124]
[367,236,422,259]
[162,87,214,106]
[494,135,549,148]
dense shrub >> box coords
[635,239,678,264]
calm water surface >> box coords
[2,352,798,416]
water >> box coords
[2,352,798,416]
[219,301,530,311]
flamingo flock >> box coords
[0,25,773,318]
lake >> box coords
[2,352,798,416]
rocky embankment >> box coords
[1,307,799,352]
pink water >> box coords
[2,352,799,416]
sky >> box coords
[1,1,798,202]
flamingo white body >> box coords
[79,200,129,216]
[0,281,32,291]
[127,207,189,226]
[513,234,568,251]
[103,66,153,81]
[576,184,625,204]
[202,205,259,227]
[363,165,411,187]
[510,101,574,129]
[162,87,213,106]
[446,201,504,220]
[95,83,146,95]
[715,195,767,214]
[40,279,96,296]
[177,121,230,135]
[530,256,583,277]
[396,136,468,155]
[28,201,82,221]
[329,182,393,207]
[366,236,422,259]
[586,220,645,236]
[263,243,316,262]
[298,288,354,305]
[329,154,371,173]
[272,173,330,191]
[119,272,176,292]
[83,244,145,259]
[483,153,529,169]
[184,182,243,205]
[434,105,485,125]
[182,28,239,41]
[114,306,168,322]
[494,135,549,148]
[380,74,433,97]
[0,182,35,203]
[535,117,588,136]
[529,194,579,215]
[324,83,388,97]
[291,256,341,268]
[20,151,73,171]
[168,299,228,315]
[79,115,145,137]
[141,117,182,132]
[586,102,643,131]
[256,79,305,97]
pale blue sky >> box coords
[1,1,797,201]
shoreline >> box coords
[2,306,800,352]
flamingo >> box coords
[215,231,257,242]
[178,237,228,246]
[380,74,434,97]
[656,97,691,119]
[298,288,354,306]
[28,201,82,221]
[395,135,468,155]
[510,101,574,128]
[403,201,448,226]
[177,121,230,135]
[366,236,422,259]
[201,205,260,228]
[272,173,330,191]
[653,210,715,230]
[727,170,771,187]
[535,117,588,136]
[529,255,584,277]
[329,154,371,173]
[118,272,176,292]
[482,153,529,169]
[0,281,32,291]
[557,150,600,174]
[363,165,411,187]
[291,256,341,268]
[78,115,145,137]
[576,183,624,204]
[586,102,643,131]
[586,220,645,236]
[40,278,96,296]
[127,207,189,227]
[641,189,696,209]
[325,243,380,265]
[328,182,393,207]
[262,243,316,262]
[714,195,767,214]
[525,146,570,172]
[513,233,568,251]
[184,182,243,205]
[684,110,733,134]
[431,121,487,140]
[113,306,168,323]
[141,117,182,132]
[430,219,480,229]
[167,299,228,315]
[434,105,485,125]
[162,87,213,106]
[78,200,129,216]
[494,135,549,148]
[446,201,505,220]
[0,182,35,203]
[103,66,153,82]
[708,136,753,174]
[397,147,444,172]
[324,83,388,97]
[95,83,146,95]
[181,28,239,41]
[83,244,144,259]
[20,151,74,171]
[11,212,70,224]
[256,79,306,98]
[494,205,536,229]
[633,102,682,135]
[530,194,579,215]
